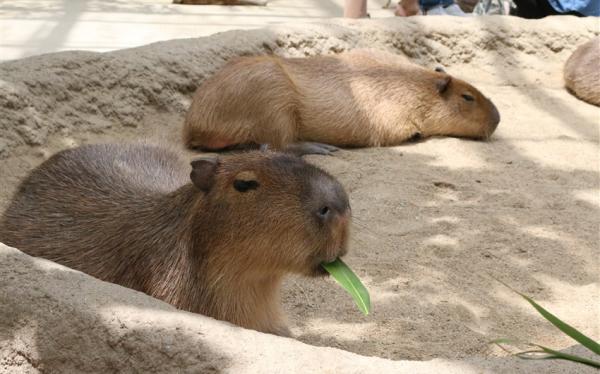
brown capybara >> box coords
[0,143,350,336]
[183,49,500,153]
[564,37,600,107]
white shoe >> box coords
[426,5,446,14]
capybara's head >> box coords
[190,151,351,279]
[422,71,500,140]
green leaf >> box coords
[321,258,371,315]
[519,344,600,369]
[489,338,524,353]
[492,339,600,368]
[495,278,600,356]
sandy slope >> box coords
[2,243,598,373]
[0,16,598,363]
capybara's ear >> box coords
[190,157,219,192]
[436,76,452,94]
[435,66,446,73]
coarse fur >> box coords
[0,143,350,336]
[564,37,600,107]
[183,49,501,151]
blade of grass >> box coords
[494,277,600,355]
[520,344,600,369]
[493,339,600,368]
[490,338,525,354]
[321,258,370,315]
[518,294,600,356]
[492,338,550,357]
[514,349,552,358]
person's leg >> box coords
[344,0,368,17]
[395,0,420,15]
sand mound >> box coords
[1,243,597,373]
[1,15,598,370]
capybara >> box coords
[0,143,351,336]
[564,37,600,107]
[183,49,500,153]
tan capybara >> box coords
[183,49,500,154]
[564,37,600,107]
[0,143,350,336]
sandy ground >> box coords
[0,16,599,363]
[2,243,598,374]
[0,0,395,61]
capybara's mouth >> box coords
[309,250,345,277]
[311,264,330,277]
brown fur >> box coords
[183,49,501,151]
[0,143,350,336]
[564,37,600,107]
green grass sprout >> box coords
[321,258,371,315]
[492,278,600,369]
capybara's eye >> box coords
[462,94,475,102]
[233,179,259,193]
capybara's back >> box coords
[564,37,600,107]
[0,143,189,285]
[183,56,300,150]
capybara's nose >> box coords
[488,101,501,135]
[317,205,333,221]
[313,175,350,224]
[316,202,351,224]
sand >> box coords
[0,0,397,62]
[2,243,598,374]
[0,15,599,364]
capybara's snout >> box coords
[314,185,350,227]
[304,174,352,276]
[330,209,351,260]
[315,177,351,262]
[322,206,351,258]
[487,101,501,137]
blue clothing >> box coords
[547,0,600,15]
[419,0,453,10]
